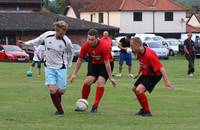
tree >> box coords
[43,0,69,14]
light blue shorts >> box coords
[45,67,67,89]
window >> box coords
[99,13,104,23]
[133,12,142,21]
[90,14,93,22]
[165,12,173,21]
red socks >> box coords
[137,93,150,113]
[50,91,63,112]
[82,84,91,100]
[93,86,105,108]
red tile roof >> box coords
[81,0,186,12]
[186,24,200,33]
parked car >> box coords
[194,38,200,58]
[112,40,120,60]
[164,38,181,56]
[0,45,30,62]
[72,44,81,62]
[144,41,169,59]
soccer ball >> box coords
[26,70,33,77]
[126,48,132,54]
[75,99,89,111]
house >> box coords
[80,0,187,38]
[187,14,200,28]
[65,0,95,19]
[0,0,119,45]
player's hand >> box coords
[109,77,117,87]
[164,80,173,89]
[70,74,77,83]
[133,74,139,79]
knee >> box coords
[132,86,136,93]
[84,79,93,86]
[48,86,58,94]
[58,89,65,95]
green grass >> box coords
[0,56,200,130]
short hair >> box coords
[126,34,131,39]
[53,20,68,30]
[88,29,99,38]
[130,37,143,46]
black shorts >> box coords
[87,62,114,81]
[134,75,162,93]
[32,61,41,69]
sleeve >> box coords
[64,36,74,68]
[79,44,87,59]
[149,54,163,72]
[24,31,55,46]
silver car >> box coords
[144,41,169,59]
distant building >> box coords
[78,0,187,38]
[0,0,118,45]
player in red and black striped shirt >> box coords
[130,37,173,117]
[70,29,116,113]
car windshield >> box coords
[167,40,179,46]
[147,42,163,48]
[3,46,22,51]
[152,36,164,41]
[72,44,81,50]
[112,40,118,47]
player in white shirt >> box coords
[29,45,45,77]
[23,21,74,116]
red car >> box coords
[0,45,30,62]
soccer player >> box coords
[23,21,74,116]
[70,29,116,113]
[29,45,45,77]
[116,35,133,77]
[184,33,196,77]
[130,37,172,117]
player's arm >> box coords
[103,46,116,87]
[70,57,83,83]
[134,65,142,79]
[104,60,116,87]
[160,67,173,88]
[70,45,86,83]
[183,41,189,55]
[118,42,127,51]
[24,31,55,46]
[64,36,74,68]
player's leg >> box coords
[82,62,97,100]
[30,60,36,71]
[117,53,125,77]
[91,76,106,113]
[45,68,64,115]
[126,53,133,77]
[82,76,96,100]
[132,84,151,116]
[37,61,41,77]
[54,68,69,115]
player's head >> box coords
[187,32,192,40]
[54,20,68,39]
[103,31,109,38]
[87,29,99,47]
[125,34,131,42]
[130,37,143,54]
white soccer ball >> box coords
[126,48,132,54]
[75,99,89,111]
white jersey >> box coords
[33,45,45,62]
[25,31,74,69]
